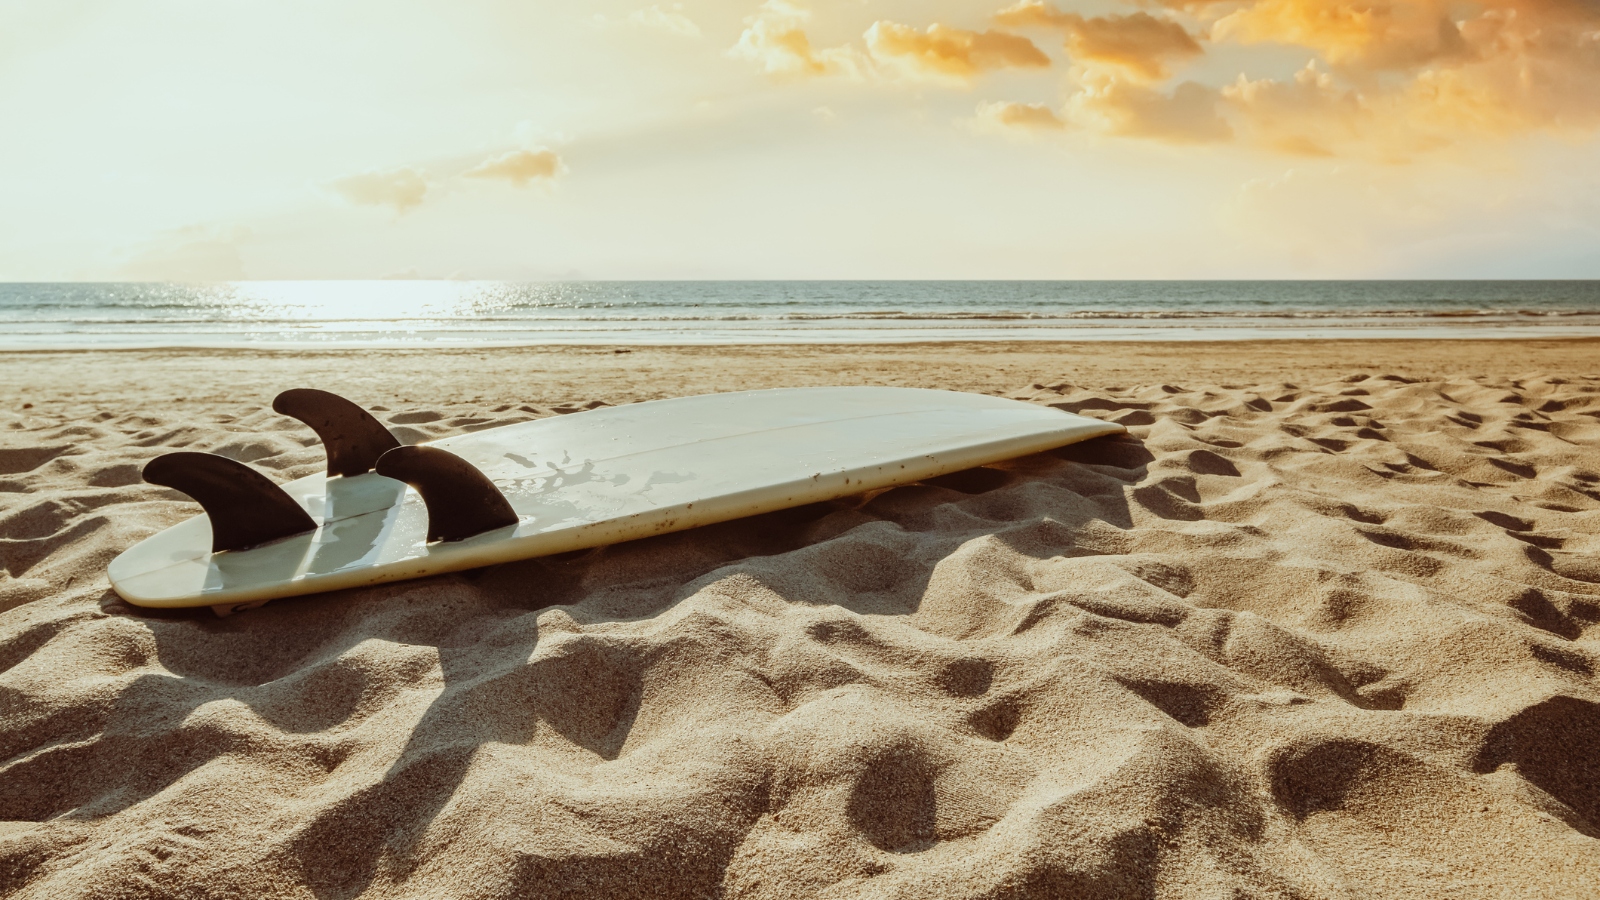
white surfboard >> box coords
[108,387,1124,612]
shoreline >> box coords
[3,339,1596,414]
[3,325,1600,351]
[6,279,1600,352]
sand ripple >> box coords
[2,375,1598,898]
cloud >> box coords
[989,0,1078,30]
[976,100,1066,130]
[330,167,429,214]
[120,225,248,281]
[1211,0,1467,73]
[863,21,1050,80]
[996,4,1203,82]
[1199,0,1600,134]
[729,4,1049,83]
[1030,0,1600,151]
[1212,2,1600,154]
[1060,12,1204,81]
[597,4,701,38]
[628,4,701,37]
[729,1,863,78]
[726,0,1600,155]
[1223,62,1369,156]
[1403,9,1600,134]
[464,149,564,187]
[1071,77,1232,143]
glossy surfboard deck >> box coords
[109,387,1125,612]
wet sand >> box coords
[0,340,1596,412]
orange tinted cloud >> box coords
[729,6,1050,82]
[1408,7,1600,133]
[1212,0,1600,151]
[729,1,862,78]
[1211,0,1467,72]
[1072,77,1232,143]
[1030,0,1600,151]
[465,149,563,186]
[977,100,1066,130]
[864,22,1050,79]
[728,0,1600,155]
[1223,63,1368,156]
[331,167,429,214]
[990,0,1077,30]
[996,4,1204,81]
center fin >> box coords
[273,388,401,477]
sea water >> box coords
[2,281,1599,348]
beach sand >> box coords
[2,340,1598,898]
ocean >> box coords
[2,281,1599,348]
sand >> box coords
[1,340,1598,899]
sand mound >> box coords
[2,373,1598,898]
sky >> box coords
[2,0,1598,280]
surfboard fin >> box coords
[272,388,401,477]
[143,452,318,553]
[375,446,519,543]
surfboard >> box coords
[108,387,1125,613]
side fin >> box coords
[272,388,401,477]
[143,452,318,553]
[375,446,519,543]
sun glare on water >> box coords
[210,281,509,322]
